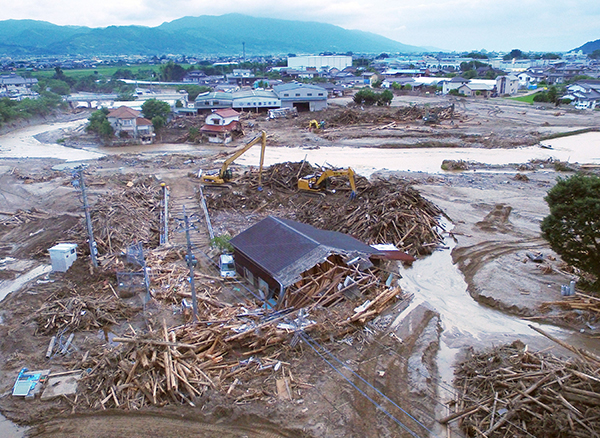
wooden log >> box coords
[112,337,198,349]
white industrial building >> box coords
[287,55,352,71]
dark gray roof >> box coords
[230,216,379,287]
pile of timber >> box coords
[33,293,138,335]
[205,162,444,256]
[282,257,398,313]
[324,105,457,128]
[0,208,50,226]
[537,292,600,328]
[79,279,406,409]
[69,177,161,257]
[143,248,227,305]
[447,340,600,437]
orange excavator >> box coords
[298,167,357,199]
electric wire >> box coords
[302,332,442,438]
[367,328,539,438]
[300,332,424,438]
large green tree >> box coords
[85,108,113,141]
[141,99,171,120]
[541,174,600,287]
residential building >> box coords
[200,108,241,143]
[106,106,154,143]
[442,76,469,94]
[457,82,495,98]
[564,81,600,110]
[496,75,520,95]
[227,69,256,86]
[517,70,546,88]
[229,216,383,304]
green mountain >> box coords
[0,14,423,56]
[573,39,600,54]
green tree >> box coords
[86,108,113,140]
[503,49,525,60]
[466,52,489,59]
[377,90,393,106]
[589,50,600,60]
[463,70,477,79]
[160,61,186,81]
[47,79,71,95]
[353,89,378,105]
[541,174,600,288]
[141,99,171,120]
[152,115,166,132]
[178,84,211,101]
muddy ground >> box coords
[0,93,599,437]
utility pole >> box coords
[72,167,98,267]
[182,206,198,320]
[160,183,169,245]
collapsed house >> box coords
[229,216,406,307]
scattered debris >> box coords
[450,340,600,437]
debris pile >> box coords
[0,208,50,226]
[69,178,162,257]
[33,294,138,335]
[204,162,444,256]
[539,292,600,328]
[324,105,457,128]
[448,340,600,437]
[79,278,410,409]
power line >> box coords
[300,333,424,438]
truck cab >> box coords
[219,254,237,278]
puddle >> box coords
[0,265,52,302]
[0,414,25,437]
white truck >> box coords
[219,254,237,278]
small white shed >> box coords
[48,243,78,272]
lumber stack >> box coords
[205,162,444,256]
[448,341,600,437]
[79,278,409,409]
[537,292,600,330]
[68,177,161,257]
[33,294,138,335]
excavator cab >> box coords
[298,167,357,198]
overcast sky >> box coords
[2,0,599,52]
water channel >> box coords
[0,121,599,436]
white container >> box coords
[48,243,78,272]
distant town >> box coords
[1,49,600,142]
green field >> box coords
[509,94,537,104]
[24,64,195,80]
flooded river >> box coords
[237,131,600,175]
[0,121,599,436]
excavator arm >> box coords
[201,131,267,189]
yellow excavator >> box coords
[298,167,357,199]
[200,131,267,190]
